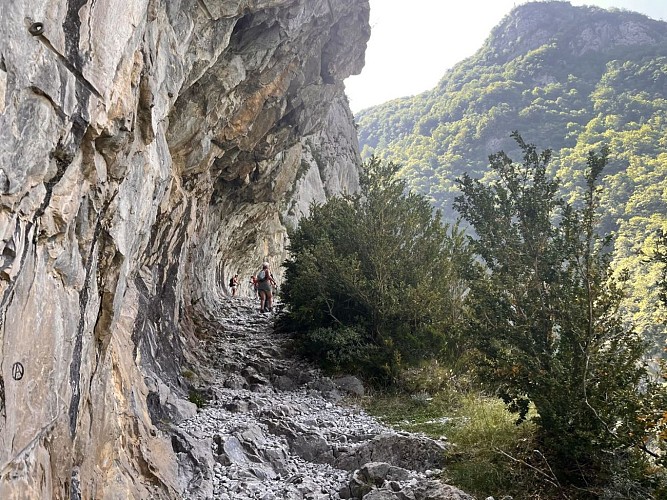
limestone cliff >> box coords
[0,0,369,497]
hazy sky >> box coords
[344,0,667,113]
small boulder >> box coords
[336,433,449,472]
[335,375,365,397]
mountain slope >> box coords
[356,0,667,348]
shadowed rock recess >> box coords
[0,0,376,497]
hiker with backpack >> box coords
[257,262,277,313]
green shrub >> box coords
[300,326,385,377]
[455,132,666,492]
[363,387,547,499]
[188,390,207,408]
[281,157,471,383]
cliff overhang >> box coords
[0,0,369,496]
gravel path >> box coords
[177,298,395,499]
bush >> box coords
[363,385,545,499]
[280,157,470,383]
[455,132,666,492]
[299,326,386,378]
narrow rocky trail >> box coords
[176,298,474,500]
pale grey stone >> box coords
[335,375,366,397]
[336,434,450,472]
[222,437,248,465]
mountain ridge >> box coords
[482,1,667,64]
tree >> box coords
[454,132,663,491]
[280,157,470,382]
[646,229,667,475]
[650,229,667,316]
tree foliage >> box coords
[646,229,667,327]
[454,133,665,490]
[355,3,667,351]
[647,230,667,474]
[281,157,470,382]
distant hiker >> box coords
[249,275,258,298]
[257,262,277,313]
[229,274,239,297]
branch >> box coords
[495,448,568,498]
[323,296,344,327]
[639,443,661,459]
[582,350,617,438]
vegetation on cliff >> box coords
[455,133,666,494]
[280,2,667,497]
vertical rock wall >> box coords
[0,0,369,497]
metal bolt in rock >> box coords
[28,22,44,36]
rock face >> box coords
[0,0,369,497]
[488,2,667,62]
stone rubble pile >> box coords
[176,298,474,500]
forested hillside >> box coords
[356,1,667,350]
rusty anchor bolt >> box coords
[28,22,45,36]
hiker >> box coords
[229,274,239,297]
[249,275,258,298]
[257,262,277,313]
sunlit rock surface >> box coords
[0,0,369,497]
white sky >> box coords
[344,0,667,113]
